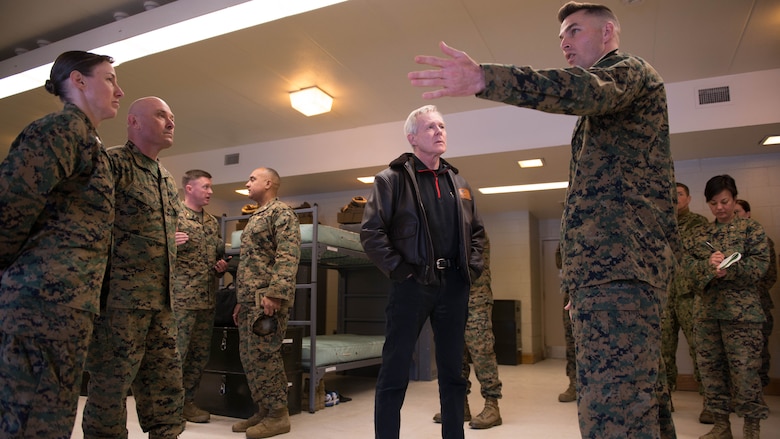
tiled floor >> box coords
[71,359,779,438]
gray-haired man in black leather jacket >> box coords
[361,104,486,439]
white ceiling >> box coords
[1,0,779,220]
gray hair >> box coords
[404,105,441,136]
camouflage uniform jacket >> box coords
[173,205,224,310]
[685,216,770,322]
[104,141,180,310]
[477,50,679,295]
[236,198,301,306]
[470,236,492,307]
[670,209,710,299]
[0,103,114,314]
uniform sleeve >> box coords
[477,57,650,117]
[723,222,770,284]
[759,238,777,292]
[267,208,301,301]
[0,118,82,268]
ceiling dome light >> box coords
[289,86,333,116]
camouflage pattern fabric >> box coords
[562,290,576,383]
[661,209,709,390]
[84,309,183,438]
[83,141,184,439]
[0,301,93,439]
[236,198,301,306]
[758,237,776,387]
[175,308,216,403]
[0,103,113,438]
[477,50,677,438]
[173,205,224,403]
[236,198,301,408]
[462,238,501,400]
[571,282,664,439]
[685,216,770,420]
[237,305,291,409]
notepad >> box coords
[717,252,741,270]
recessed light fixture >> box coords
[479,181,568,194]
[0,0,347,100]
[357,176,375,184]
[235,189,249,196]
[290,86,333,116]
[760,135,780,146]
[517,158,544,168]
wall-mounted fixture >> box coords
[290,86,333,116]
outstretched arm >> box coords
[408,41,486,99]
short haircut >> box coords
[735,199,751,213]
[704,174,738,201]
[404,105,441,136]
[182,169,212,187]
[676,182,690,196]
[558,2,619,27]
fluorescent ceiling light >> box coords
[357,176,375,184]
[290,86,333,116]
[761,135,780,146]
[479,181,568,194]
[0,0,348,100]
[518,158,544,168]
[235,189,249,196]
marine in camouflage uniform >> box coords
[474,9,679,439]
[234,167,301,438]
[0,102,115,439]
[173,170,227,423]
[83,97,184,439]
[757,236,776,388]
[686,213,769,433]
[661,184,709,391]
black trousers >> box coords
[374,268,469,439]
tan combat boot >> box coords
[558,380,576,403]
[743,417,760,439]
[698,413,733,439]
[232,407,268,433]
[432,398,471,423]
[468,398,502,429]
[182,401,210,423]
[246,406,291,438]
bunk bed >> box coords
[221,204,389,414]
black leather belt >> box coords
[435,258,454,270]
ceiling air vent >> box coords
[697,86,731,106]
[224,153,240,166]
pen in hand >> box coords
[705,241,717,252]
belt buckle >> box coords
[435,258,448,270]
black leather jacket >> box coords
[360,153,485,285]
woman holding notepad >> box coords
[684,174,770,439]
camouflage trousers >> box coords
[174,307,215,403]
[236,303,289,409]
[562,291,576,382]
[462,300,502,400]
[760,308,773,388]
[0,300,93,439]
[571,281,674,439]
[83,308,184,439]
[694,319,768,419]
[661,292,699,390]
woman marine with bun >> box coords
[0,50,124,438]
